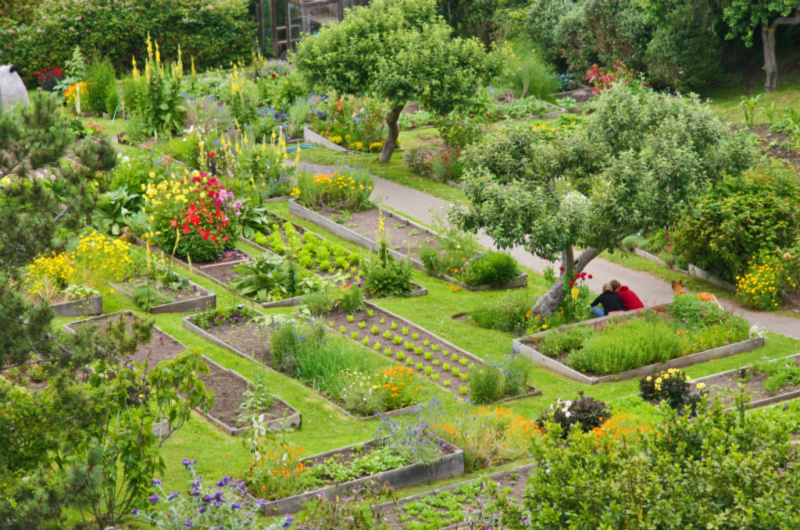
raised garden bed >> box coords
[51,295,103,317]
[182,306,423,420]
[244,210,427,307]
[512,306,764,385]
[288,200,527,291]
[376,463,536,530]
[109,273,216,314]
[254,436,464,515]
[688,353,800,410]
[64,311,300,434]
[326,302,540,401]
[197,357,301,435]
[64,311,187,366]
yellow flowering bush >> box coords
[25,233,132,301]
[64,82,88,109]
[25,253,76,301]
[142,170,241,262]
[639,368,706,413]
[736,255,783,310]
[294,167,373,212]
[369,142,384,153]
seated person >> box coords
[590,283,625,318]
[610,279,644,311]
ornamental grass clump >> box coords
[294,167,373,212]
[142,170,241,262]
[469,290,533,333]
[569,317,681,375]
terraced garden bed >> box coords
[513,301,763,385]
[252,436,464,515]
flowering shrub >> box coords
[427,147,464,182]
[134,459,292,529]
[143,170,241,262]
[36,67,64,92]
[64,82,88,109]
[536,392,611,438]
[584,61,645,94]
[294,168,373,213]
[25,232,131,300]
[640,368,706,413]
[736,255,784,310]
[310,94,387,149]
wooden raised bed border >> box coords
[512,306,764,385]
[109,274,216,314]
[52,295,103,317]
[255,436,465,515]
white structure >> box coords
[0,65,30,109]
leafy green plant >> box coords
[84,57,117,115]
[231,254,296,303]
[469,366,503,404]
[339,286,366,313]
[538,326,598,358]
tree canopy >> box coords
[452,85,753,316]
[294,0,499,162]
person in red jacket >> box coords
[610,280,644,311]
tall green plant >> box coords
[128,36,186,137]
[84,58,117,115]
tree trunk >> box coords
[379,104,404,164]
[762,27,778,92]
[531,246,599,317]
[763,8,800,92]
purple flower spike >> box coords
[284,515,295,528]
[199,506,206,514]
[232,502,241,510]
[151,478,162,485]
[182,458,197,468]
[169,491,180,500]
[148,493,160,505]
[131,509,139,516]
[184,519,194,527]
[256,498,266,506]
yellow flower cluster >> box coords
[73,232,133,291]
[348,141,364,151]
[26,233,131,300]
[369,142,384,153]
[142,174,191,210]
[736,258,783,310]
[26,253,76,300]
[64,82,87,108]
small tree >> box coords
[294,0,499,163]
[722,0,800,92]
[452,85,753,317]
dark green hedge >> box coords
[0,0,255,82]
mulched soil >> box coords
[319,206,439,263]
[745,126,800,166]
[198,367,291,430]
[194,249,252,286]
[699,356,800,407]
[379,464,535,530]
[326,307,479,395]
[200,314,273,366]
[66,313,186,366]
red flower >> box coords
[588,274,593,279]
[183,225,190,234]
[559,266,565,271]
[171,219,178,228]
[569,281,575,286]
[208,152,215,158]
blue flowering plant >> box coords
[133,459,294,529]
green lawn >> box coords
[701,72,800,126]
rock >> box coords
[0,65,30,108]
